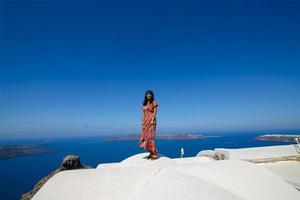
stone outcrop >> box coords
[21,155,91,200]
[196,150,226,160]
[61,155,85,170]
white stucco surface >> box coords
[32,145,300,200]
[258,161,300,190]
[214,144,300,160]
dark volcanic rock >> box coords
[0,144,56,160]
[61,155,83,170]
[21,155,92,200]
[103,133,205,141]
[255,134,300,143]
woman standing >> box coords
[139,90,159,160]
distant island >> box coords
[0,144,56,159]
[103,133,209,141]
[255,134,300,143]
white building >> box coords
[32,144,300,200]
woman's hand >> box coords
[150,118,155,124]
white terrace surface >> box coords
[213,144,300,160]
[32,145,300,200]
[197,144,300,191]
[258,161,300,190]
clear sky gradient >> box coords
[1,0,300,138]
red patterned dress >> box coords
[139,100,158,154]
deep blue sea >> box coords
[0,133,297,200]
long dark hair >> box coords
[143,90,155,106]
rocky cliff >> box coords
[21,155,91,200]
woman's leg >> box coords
[146,152,152,159]
[150,153,158,160]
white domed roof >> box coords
[32,151,300,200]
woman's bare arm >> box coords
[151,106,158,124]
[142,109,145,124]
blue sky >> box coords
[1,0,300,138]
